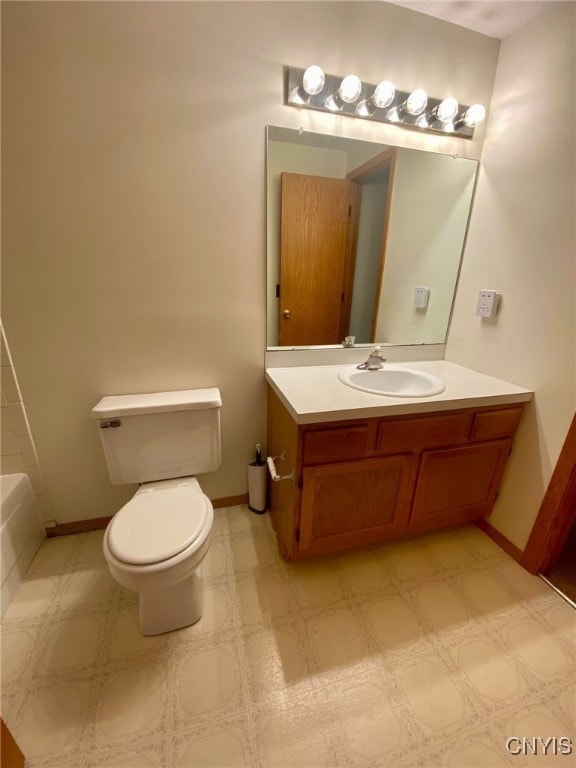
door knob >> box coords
[283,309,291,319]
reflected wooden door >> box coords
[279,173,353,346]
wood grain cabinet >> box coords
[267,387,524,561]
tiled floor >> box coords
[1,506,575,768]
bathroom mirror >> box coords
[266,126,478,349]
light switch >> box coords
[476,290,500,317]
[414,286,430,309]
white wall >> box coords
[445,2,576,549]
[375,148,477,343]
[1,1,499,523]
[350,176,390,341]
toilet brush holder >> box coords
[248,462,267,514]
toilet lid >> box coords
[108,486,209,565]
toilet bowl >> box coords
[103,477,214,635]
[91,387,222,635]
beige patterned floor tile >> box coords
[242,623,315,706]
[363,595,427,655]
[334,549,391,595]
[457,525,510,560]
[2,510,574,767]
[108,604,170,660]
[39,614,105,675]
[491,704,576,767]
[210,507,229,541]
[1,625,39,686]
[171,641,245,728]
[171,584,235,647]
[84,737,169,767]
[458,570,520,617]
[396,656,475,739]
[421,528,479,573]
[549,682,576,731]
[2,574,61,620]
[202,539,232,580]
[503,619,572,681]
[454,636,525,704]
[59,565,118,613]
[427,725,514,767]
[306,609,373,678]
[380,539,438,582]
[75,530,106,565]
[323,672,420,764]
[495,560,555,601]
[231,531,279,573]
[225,504,272,536]
[412,579,476,636]
[284,560,344,609]
[252,694,336,768]
[171,716,254,767]
[236,572,292,626]
[91,664,168,747]
[13,681,91,763]
[26,534,79,574]
[539,601,576,648]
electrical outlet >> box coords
[476,290,500,317]
[414,286,430,309]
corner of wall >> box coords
[1,322,54,525]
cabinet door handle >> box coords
[267,452,294,482]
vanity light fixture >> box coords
[337,74,363,103]
[456,103,486,128]
[404,88,429,116]
[285,65,486,139]
[356,80,395,117]
[428,96,459,124]
[326,73,363,110]
[302,65,325,96]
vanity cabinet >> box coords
[267,386,524,560]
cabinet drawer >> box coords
[471,408,523,441]
[302,425,369,464]
[377,413,470,454]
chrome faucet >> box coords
[357,345,387,370]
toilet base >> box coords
[139,567,203,635]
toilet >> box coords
[91,388,222,635]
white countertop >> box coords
[265,360,533,424]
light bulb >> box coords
[463,103,486,128]
[302,65,325,96]
[405,88,428,116]
[436,97,459,123]
[338,74,362,104]
[371,80,395,109]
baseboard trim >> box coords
[212,493,249,509]
[46,516,112,537]
[45,493,250,537]
[475,519,524,563]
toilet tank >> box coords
[91,388,222,485]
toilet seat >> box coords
[108,486,209,566]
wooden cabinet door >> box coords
[411,439,512,530]
[299,454,414,557]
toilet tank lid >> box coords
[91,388,222,419]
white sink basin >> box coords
[338,365,445,398]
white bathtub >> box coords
[1,473,45,618]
